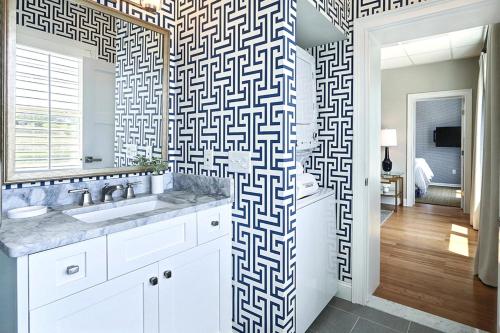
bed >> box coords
[415,158,434,195]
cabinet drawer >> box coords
[197,205,231,245]
[29,237,107,310]
[107,213,197,279]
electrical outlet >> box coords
[145,146,153,159]
[228,151,252,174]
[204,150,214,170]
[452,169,456,175]
[125,144,137,159]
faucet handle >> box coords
[124,181,141,199]
[68,188,89,194]
[68,188,93,206]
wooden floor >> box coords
[374,203,497,332]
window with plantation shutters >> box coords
[15,45,83,172]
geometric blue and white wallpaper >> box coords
[17,0,117,63]
[114,20,165,167]
[175,0,297,330]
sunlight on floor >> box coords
[451,224,468,235]
[449,233,469,257]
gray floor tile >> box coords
[408,322,443,333]
[328,297,410,332]
[309,306,358,333]
[350,306,410,332]
[329,297,364,313]
[351,318,399,333]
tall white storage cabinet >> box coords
[296,189,337,333]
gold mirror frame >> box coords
[2,0,170,184]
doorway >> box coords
[352,0,500,331]
[407,90,472,210]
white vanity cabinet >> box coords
[0,204,232,333]
[159,237,231,333]
[30,263,159,333]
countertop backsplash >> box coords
[2,173,233,214]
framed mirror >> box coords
[2,0,170,184]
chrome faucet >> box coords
[101,183,124,203]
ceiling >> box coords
[381,26,486,70]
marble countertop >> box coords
[0,190,231,258]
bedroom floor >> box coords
[375,203,496,332]
[416,185,462,207]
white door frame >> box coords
[406,89,472,210]
[352,0,500,305]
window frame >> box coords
[14,43,84,172]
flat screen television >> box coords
[434,126,461,147]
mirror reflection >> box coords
[12,0,167,176]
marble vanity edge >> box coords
[0,195,232,258]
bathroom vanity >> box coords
[0,175,233,333]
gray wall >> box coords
[381,57,479,199]
[416,98,462,184]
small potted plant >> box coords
[134,155,168,194]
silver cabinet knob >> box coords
[211,220,219,227]
[66,265,80,275]
[164,270,172,279]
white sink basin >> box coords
[68,199,170,223]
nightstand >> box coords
[381,173,404,212]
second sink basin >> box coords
[67,199,170,223]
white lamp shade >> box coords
[381,129,397,147]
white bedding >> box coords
[415,158,434,194]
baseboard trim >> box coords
[430,182,461,188]
[380,197,410,207]
[336,280,352,301]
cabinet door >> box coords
[159,236,231,333]
[296,194,337,333]
[30,264,159,333]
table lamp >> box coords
[381,129,397,173]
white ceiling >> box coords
[381,26,486,70]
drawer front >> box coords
[107,213,197,279]
[197,205,231,245]
[29,237,107,310]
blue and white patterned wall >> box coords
[307,0,351,35]
[416,98,462,184]
[17,0,117,63]
[305,0,428,283]
[114,20,164,166]
[175,0,297,331]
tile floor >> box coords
[307,298,442,333]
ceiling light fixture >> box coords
[111,0,161,13]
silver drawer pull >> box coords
[211,220,219,227]
[66,265,80,275]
